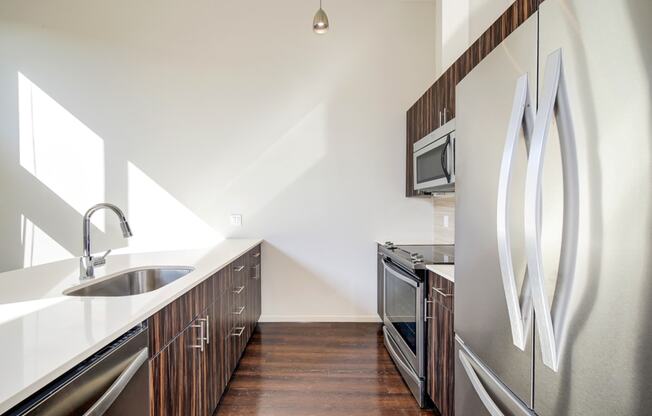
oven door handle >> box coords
[382,259,419,287]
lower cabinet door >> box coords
[207,302,226,413]
[251,249,262,325]
[150,318,207,416]
[428,300,455,416]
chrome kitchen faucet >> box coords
[80,203,132,280]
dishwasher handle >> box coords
[83,348,148,416]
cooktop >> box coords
[380,241,454,270]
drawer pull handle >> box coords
[252,264,261,280]
[234,265,245,272]
[190,320,206,352]
[232,326,246,337]
[197,315,210,345]
[424,299,434,321]
[233,285,245,294]
[233,306,246,315]
[253,252,261,258]
[433,287,453,297]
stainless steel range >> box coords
[379,242,454,408]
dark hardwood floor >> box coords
[215,322,434,415]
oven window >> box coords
[416,143,446,184]
[385,269,417,354]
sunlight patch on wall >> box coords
[126,162,222,251]
[21,215,73,268]
[18,72,105,229]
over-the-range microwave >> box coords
[413,119,455,193]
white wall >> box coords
[0,0,437,321]
[435,0,513,74]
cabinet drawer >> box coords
[148,277,213,356]
[231,255,247,290]
[428,271,454,310]
[149,315,207,416]
[213,265,233,297]
[248,245,261,265]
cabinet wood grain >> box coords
[147,277,212,357]
[377,245,384,320]
[427,271,455,416]
[148,245,262,416]
[149,316,206,416]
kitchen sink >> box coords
[64,267,194,297]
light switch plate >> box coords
[230,214,242,226]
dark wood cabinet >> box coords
[427,271,455,416]
[147,277,212,357]
[248,247,262,330]
[377,245,384,319]
[149,314,207,416]
[148,245,262,416]
[230,254,248,367]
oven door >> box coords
[383,259,424,375]
[413,133,454,191]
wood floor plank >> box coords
[214,322,433,415]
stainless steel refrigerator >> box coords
[454,0,652,414]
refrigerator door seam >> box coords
[525,48,580,372]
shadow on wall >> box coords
[0,0,437,322]
[1,70,365,317]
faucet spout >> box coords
[80,203,132,279]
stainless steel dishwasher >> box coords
[7,325,149,416]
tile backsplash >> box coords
[433,194,455,244]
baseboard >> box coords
[259,314,382,323]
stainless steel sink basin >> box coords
[64,267,194,297]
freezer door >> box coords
[454,12,537,407]
[533,0,652,414]
[455,337,535,416]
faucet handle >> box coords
[93,249,112,266]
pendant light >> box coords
[313,0,329,34]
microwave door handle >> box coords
[441,136,451,183]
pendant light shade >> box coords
[313,0,329,34]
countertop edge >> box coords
[0,238,263,414]
[425,264,455,283]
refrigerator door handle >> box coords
[525,48,580,372]
[496,74,535,351]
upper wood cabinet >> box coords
[405,0,538,197]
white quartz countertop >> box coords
[426,264,455,283]
[0,238,262,414]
